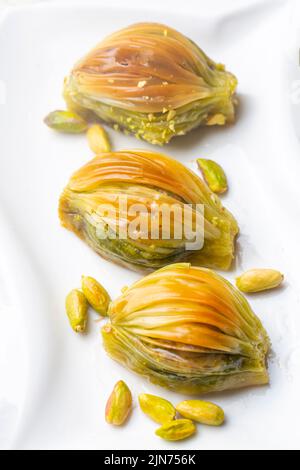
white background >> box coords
[1,0,300,450]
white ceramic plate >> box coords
[1,0,300,450]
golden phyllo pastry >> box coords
[59,150,238,271]
[64,23,238,144]
[102,263,270,394]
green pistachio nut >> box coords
[197,159,228,194]
[155,419,196,441]
[105,380,132,426]
[176,400,225,426]
[44,110,88,133]
[65,288,88,333]
[81,275,110,316]
[139,394,176,424]
[236,269,284,293]
[87,124,111,154]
